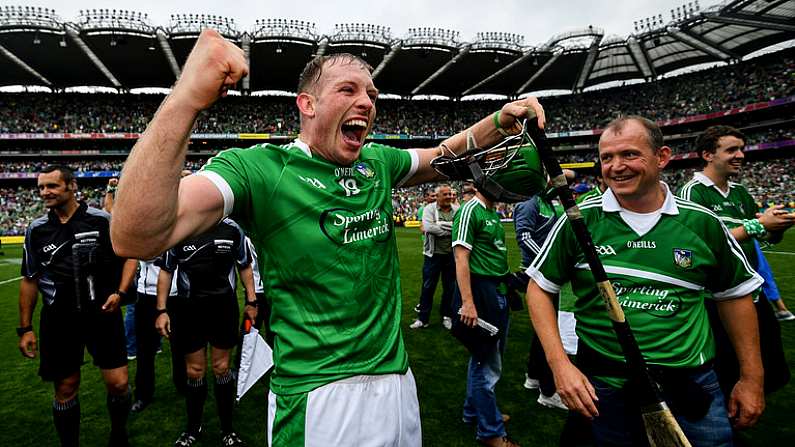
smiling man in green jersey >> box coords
[678,125,795,410]
[110,29,546,446]
[526,116,764,446]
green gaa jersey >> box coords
[678,172,759,268]
[200,140,417,395]
[576,186,603,204]
[452,197,509,277]
[528,185,761,386]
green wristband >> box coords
[492,111,511,137]
[742,218,765,237]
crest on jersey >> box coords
[673,248,693,269]
[354,162,375,178]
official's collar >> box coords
[48,201,87,224]
[602,182,679,215]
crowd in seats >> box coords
[1,157,792,235]
[1,123,792,175]
[0,49,792,136]
[0,185,107,235]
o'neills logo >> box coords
[320,207,392,245]
[612,281,682,318]
[626,240,656,249]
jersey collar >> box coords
[693,171,731,198]
[48,201,87,224]
[602,182,679,216]
[292,139,312,158]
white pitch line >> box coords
[0,276,22,285]
[763,251,795,256]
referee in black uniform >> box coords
[155,218,257,447]
[17,165,137,447]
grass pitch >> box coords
[0,228,793,446]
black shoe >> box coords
[130,399,150,414]
[221,431,246,446]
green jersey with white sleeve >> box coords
[527,184,762,386]
[200,140,418,395]
[452,197,509,277]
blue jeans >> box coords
[417,253,455,323]
[124,303,137,357]
[462,293,509,440]
[589,369,733,447]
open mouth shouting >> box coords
[341,118,369,148]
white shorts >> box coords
[268,369,422,447]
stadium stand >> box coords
[1,1,794,236]
[0,47,792,136]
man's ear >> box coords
[296,92,315,117]
[657,145,673,170]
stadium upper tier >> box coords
[0,46,792,137]
[0,0,793,95]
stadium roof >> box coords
[0,0,793,96]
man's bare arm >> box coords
[111,29,248,259]
[527,280,598,417]
[716,296,765,429]
[405,97,546,186]
[155,269,174,338]
[18,277,39,358]
[238,264,258,322]
[453,246,477,328]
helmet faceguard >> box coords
[431,119,546,203]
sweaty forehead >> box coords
[319,60,374,87]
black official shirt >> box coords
[22,202,123,310]
[156,218,251,300]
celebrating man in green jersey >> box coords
[110,29,545,446]
[526,116,764,446]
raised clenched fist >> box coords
[171,28,249,113]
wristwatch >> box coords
[16,325,33,337]
[155,308,168,316]
[245,300,258,307]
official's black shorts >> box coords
[38,305,127,382]
[169,294,239,354]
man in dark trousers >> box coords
[18,165,136,446]
[410,183,459,329]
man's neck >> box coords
[438,203,452,212]
[52,200,79,223]
[475,193,494,209]
[702,166,729,191]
